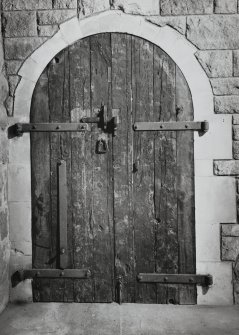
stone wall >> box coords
[1,0,239,306]
[0,4,10,314]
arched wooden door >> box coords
[31,33,196,304]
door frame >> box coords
[9,10,236,305]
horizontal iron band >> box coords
[133,121,209,132]
[14,123,88,135]
[11,269,91,287]
[137,273,213,286]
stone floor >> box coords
[0,303,239,335]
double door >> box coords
[31,33,196,304]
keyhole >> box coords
[133,162,138,173]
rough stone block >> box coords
[187,15,239,49]
[195,50,232,78]
[233,126,239,140]
[161,0,213,15]
[215,96,239,114]
[196,222,220,261]
[0,132,8,164]
[214,160,239,176]
[0,164,7,208]
[0,209,8,240]
[234,281,239,304]
[9,136,30,164]
[197,262,233,305]
[2,0,52,10]
[221,237,239,261]
[37,9,76,25]
[5,96,14,117]
[112,0,159,15]
[8,164,31,202]
[8,75,20,97]
[10,251,32,302]
[53,0,77,8]
[194,115,232,160]
[233,141,239,159]
[9,202,31,243]
[38,25,59,37]
[5,60,22,75]
[78,0,110,16]
[211,78,239,95]
[0,239,10,313]
[4,37,47,60]
[233,50,239,77]
[222,224,239,237]
[195,176,236,223]
[146,16,186,35]
[2,11,37,37]
[233,115,239,124]
[214,0,237,13]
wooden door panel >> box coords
[31,33,196,304]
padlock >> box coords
[96,138,108,154]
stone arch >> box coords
[9,10,236,304]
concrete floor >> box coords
[0,303,239,335]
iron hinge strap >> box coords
[137,273,213,287]
[9,122,88,137]
[133,121,209,133]
[11,269,91,287]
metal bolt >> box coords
[134,125,138,130]
[189,277,193,283]
[32,125,36,130]
[60,248,65,255]
[56,125,61,130]
[164,276,168,282]
[185,124,188,129]
[36,271,40,277]
[160,125,163,129]
[60,271,64,277]
[137,275,143,281]
[86,270,91,278]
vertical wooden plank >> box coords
[176,66,196,305]
[48,50,67,302]
[58,160,68,269]
[153,46,179,304]
[69,38,94,302]
[31,70,51,302]
[132,37,156,303]
[90,33,114,302]
[112,34,135,302]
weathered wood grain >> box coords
[132,37,157,303]
[90,34,114,302]
[176,67,196,305]
[112,33,135,303]
[48,50,67,301]
[31,70,51,302]
[153,46,179,304]
[69,38,94,302]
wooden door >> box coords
[31,33,196,304]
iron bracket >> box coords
[133,121,209,134]
[137,273,213,287]
[11,268,91,287]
